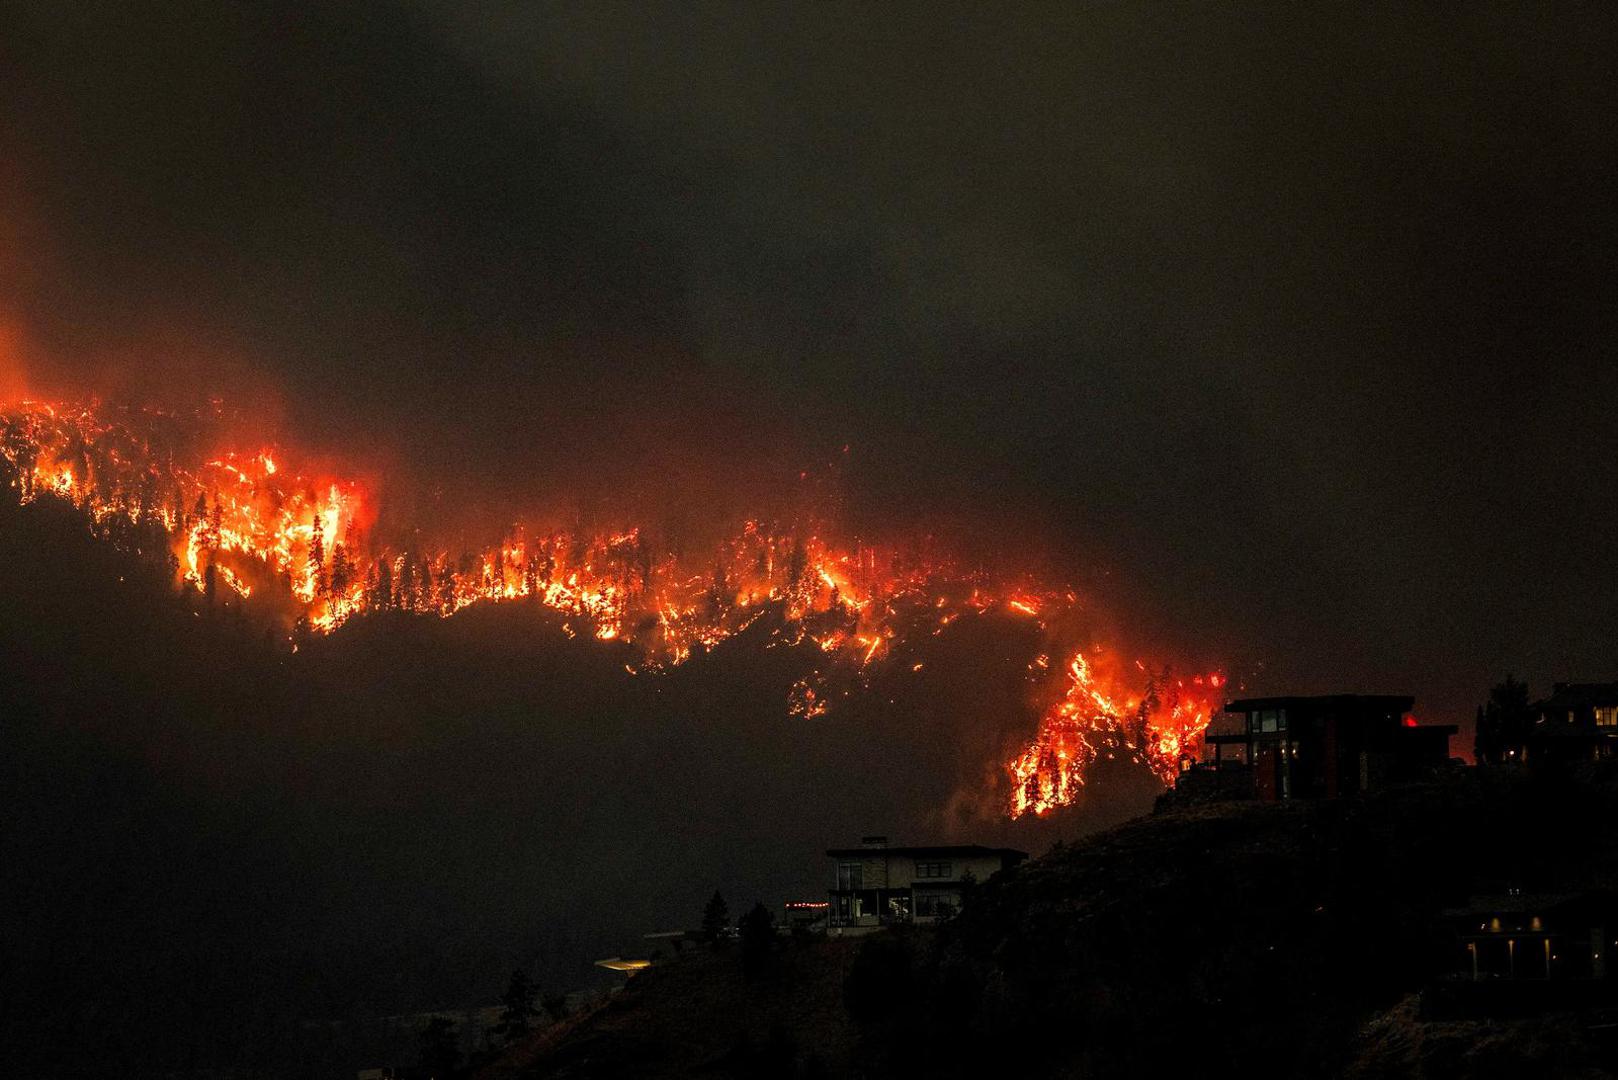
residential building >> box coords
[1438,889,1618,991]
[1523,682,1618,763]
[1197,694,1456,801]
[827,836,1026,930]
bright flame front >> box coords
[0,398,1223,819]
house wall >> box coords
[835,852,1006,891]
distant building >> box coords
[1194,694,1456,801]
[1523,682,1618,763]
[827,836,1026,930]
[1443,890,1618,983]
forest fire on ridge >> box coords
[1,398,1223,818]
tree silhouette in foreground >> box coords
[495,968,539,1041]
[542,991,570,1023]
[740,900,776,979]
[702,890,730,946]
[1475,674,1532,763]
[418,1016,460,1079]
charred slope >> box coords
[512,769,1618,1079]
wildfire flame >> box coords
[0,398,1223,818]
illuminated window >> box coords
[1253,710,1284,734]
[1597,706,1618,728]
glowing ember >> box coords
[788,673,829,720]
[0,398,1222,818]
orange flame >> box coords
[1,399,1221,818]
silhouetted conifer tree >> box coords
[308,515,327,598]
[416,561,433,610]
[541,992,569,1023]
[436,560,457,609]
[788,538,808,592]
[398,552,417,610]
[702,890,730,945]
[329,543,350,598]
[740,901,775,979]
[373,559,394,610]
[418,1016,460,1079]
[637,540,653,592]
[1477,674,1532,763]
[495,969,539,1041]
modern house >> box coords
[827,836,1026,930]
[1441,890,1618,984]
[1196,694,1456,801]
[1522,683,1618,763]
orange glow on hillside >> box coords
[1,398,1223,819]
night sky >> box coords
[3,3,1615,728]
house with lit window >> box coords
[1421,888,1618,1023]
[1198,694,1456,801]
[1522,683,1618,763]
[827,836,1026,931]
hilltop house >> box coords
[1521,683,1618,763]
[1192,694,1456,801]
[827,836,1026,930]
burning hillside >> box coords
[0,397,1222,818]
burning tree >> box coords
[0,397,1224,820]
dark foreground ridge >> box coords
[496,769,1618,1078]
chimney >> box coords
[860,835,888,849]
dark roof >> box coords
[825,844,1028,860]
[1443,890,1618,917]
[1225,694,1415,713]
[1531,682,1618,712]
[1443,892,1579,917]
[1206,722,1455,743]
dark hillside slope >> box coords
[478,940,864,1079]
[512,769,1618,1078]
[939,769,1618,1076]
[0,492,1142,1077]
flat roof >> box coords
[1207,723,1456,740]
[1225,694,1415,712]
[1532,682,1618,711]
[826,844,1028,860]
